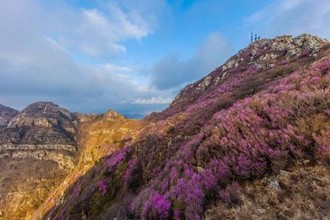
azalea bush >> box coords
[128,57,330,219]
[46,42,330,220]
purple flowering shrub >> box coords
[46,43,330,220]
[98,179,107,195]
[130,189,171,220]
[129,56,330,219]
[107,146,129,172]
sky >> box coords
[0,0,329,118]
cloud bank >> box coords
[0,0,328,118]
[150,33,233,90]
[0,0,168,116]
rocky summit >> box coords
[1,34,330,220]
[0,104,19,128]
[0,101,77,169]
[0,102,78,220]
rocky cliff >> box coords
[39,34,330,220]
[0,102,77,169]
[0,104,19,128]
[0,102,79,220]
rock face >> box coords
[0,104,19,127]
[0,102,145,220]
[32,109,146,220]
[40,34,330,220]
[0,102,78,220]
[0,101,77,169]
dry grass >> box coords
[204,163,330,220]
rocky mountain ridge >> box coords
[0,102,79,220]
[0,102,77,169]
[0,104,19,127]
[155,34,328,120]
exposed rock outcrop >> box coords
[0,102,77,167]
[0,104,19,128]
[0,102,78,220]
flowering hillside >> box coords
[41,34,330,220]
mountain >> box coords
[32,34,329,220]
[0,101,77,169]
[0,103,144,220]
[0,102,79,220]
[1,34,329,220]
[0,104,19,128]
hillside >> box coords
[0,104,19,127]
[32,110,146,220]
[36,34,330,219]
[0,103,142,220]
[0,102,78,219]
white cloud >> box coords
[133,97,173,104]
[51,2,153,58]
[247,0,330,39]
[0,0,168,116]
[150,32,234,90]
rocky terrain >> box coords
[1,34,329,220]
[0,102,78,219]
[0,104,19,128]
[0,102,77,169]
[32,110,146,220]
[32,34,329,220]
[0,102,145,220]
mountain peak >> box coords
[22,101,65,115]
[222,34,328,76]
[0,104,19,127]
[6,101,76,128]
[158,34,329,120]
[103,109,126,121]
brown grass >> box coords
[204,163,330,220]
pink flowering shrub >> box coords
[45,41,330,220]
[130,189,171,220]
[98,179,107,196]
[107,146,129,172]
[128,55,330,219]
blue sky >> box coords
[0,0,329,117]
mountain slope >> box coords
[40,34,330,219]
[0,104,19,128]
[0,102,77,169]
[32,110,146,220]
[0,102,144,220]
[0,102,78,220]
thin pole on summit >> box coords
[251,32,253,44]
